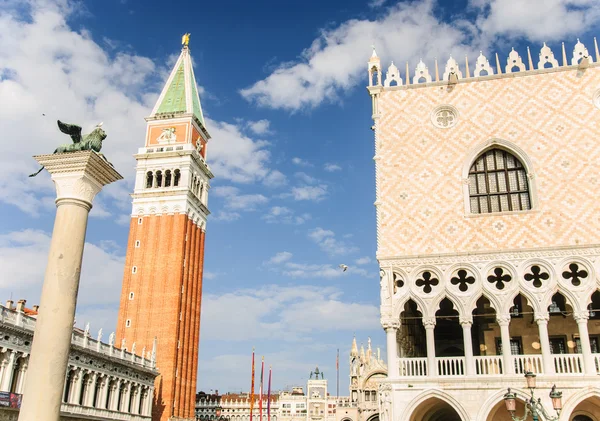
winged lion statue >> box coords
[29,120,108,177]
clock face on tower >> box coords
[310,387,325,399]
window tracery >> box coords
[468,148,531,214]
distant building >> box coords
[0,299,158,421]
[195,391,222,421]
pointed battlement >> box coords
[367,38,599,91]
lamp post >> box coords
[503,372,563,421]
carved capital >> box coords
[34,151,122,208]
[574,311,590,322]
[380,318,400,330]
[423,317,436,328]
[534,313,550,323]
[459,316,473,326]
[496,314,511,326]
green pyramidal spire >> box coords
[151,44,205,127]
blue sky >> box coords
[1,0,600,393]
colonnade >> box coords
[384,308,597,377]
[63,367,153,415]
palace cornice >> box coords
[378,244,600,267]
[68,348,156,384]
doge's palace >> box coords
[369,39,600,421]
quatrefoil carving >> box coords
[524,265,549,288]
[451,269,475,292]
[416,271,439,294]
[487,267,511,290]
[562,263,588,286]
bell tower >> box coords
[116,36,212,421]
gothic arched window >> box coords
[468,148,531,214]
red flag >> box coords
[250,349,255,421]
[259,357,264,421]
[267,365,272,421]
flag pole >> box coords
[250,348,255,421]
[336,348,339,400]
[267,365,272,421]
[259,356,265,421]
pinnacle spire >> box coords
[351,335,358,357]
[151,36,205,128]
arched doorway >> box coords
[569,395,600,421]
[409,397,463,421]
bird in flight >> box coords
[339,264,348,272]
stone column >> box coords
[382,319,399,378]
[15,362,28,394]
[1,351,17,392]
[574,311,596,375]
[18,151,122,421]
[535,313,554,374]
[123,382,132,412]
[99,377,110,409]
[423,317,437,377]
[132,385,141,415]
[497,315,514,374]
[71,369,85,405]
[460,316,475,376]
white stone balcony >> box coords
[396,353,600,378]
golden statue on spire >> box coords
[182,33,190,47]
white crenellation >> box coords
[505,47,526,73]
[538,42,559,69]
[442,56,462,81]
[572,38,593,65]
[369,39,600,89]
[412,60,432,84]
[473,52,494,77]
[384,62,402,87]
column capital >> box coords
[459,316,473,326]
[574,311,590,322]
[534,313,550,323]
[380,318,400,330]
[423,317,436,328]
[34,151,122,208]
[496,314,511,326]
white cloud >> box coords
[265,251,293,265]
[308,227,358,256]
[471,0,600,42]
[212,186,268,211]
[294,172,318,184]
[240,0,600,111]
[200,285,379,341]
[291,157,312,167]
[355,256,372,265]
[289,185,328,201]
[261,206,310,225]
[204,271,218,280]
[263,170,288,188]
[213,211,241,222]
[247,119,272,135]
[206,118,272,184]
[0,229,124,332]
[0,1,277,216]
[369,0,388,7]
[324,163,342,172]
